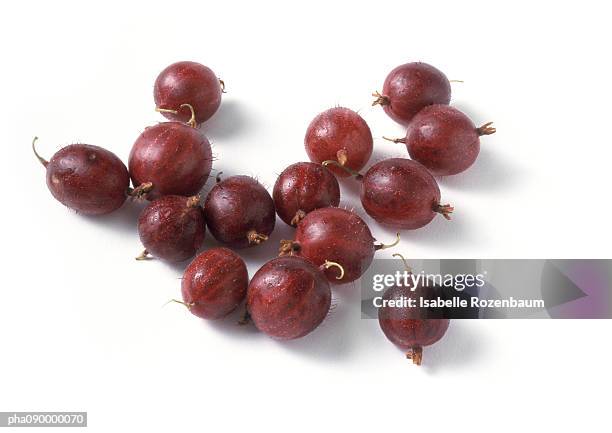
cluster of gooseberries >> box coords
[34,60,494,365]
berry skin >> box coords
[204,175,275,248]
[360,158,453,229]
[154,61,223,125]
[400,104,496,176]
[181,248,249,320]
[247,256,332,340]
[305,107,373,178]
[137,195,205,262]
[129,122,213,200]
[33,139,130,215]
[373,62,451,125]
[280,207,392,284]
[378,284,450,365]
[273,162,340,227]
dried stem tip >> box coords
[477,122,496,136]
[135,249,152,261]
[435,204,454,220]
[278,240,300,256]
[186,195,200,208]
[372,91,390,107]
[406,346,423,365]
[128,182,153,199]
[336,149,348,166]
[247,230,268,245]
[290,210,307,227]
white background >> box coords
[1,0,611,431]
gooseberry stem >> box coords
[290,210,307,227]
[371,91,390,107]
[155,103,197,128]
[383,136,406,144]
[247,230,268,245]
[128,182,153,199]
[322,260,345,280]
[32,137,48,167]
[435,204,454,220]
[135,249,152,261]
[374,233,401,251]
[406,346,423,365]
[477,122,496,136]
[322,160,363,180]
[278,240,300,256]
[164,299,195,310]
[392,253,413,274]
[186,195,200,208]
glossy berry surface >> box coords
[181,248,249,319]
[404,104,496,176]
[154,61,222,125]
[285,207,376,284]
[39,142,129,215]
[247,256,331,340]
[204,175,275,248]
[361,158,452,229]
[138,195,205,262]
[129,122,212,200]
[273,162,340,227]
[304,107,373,178]
[378,284,450,365]
[373,62,451,125]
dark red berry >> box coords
[360,158,453,229]
[204,175,275,248]
[154,61,223,125]
[33,138,130,215]
[395,105,496,176]
[378,284,450,365]
[136,195,205,262]
[247,256,341,340]
[304,107,373,178]
[181,248,249,319]
[129,121,213,200]
[280,207,397,284]
[373,62,451,125]
[273,162,340,227]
